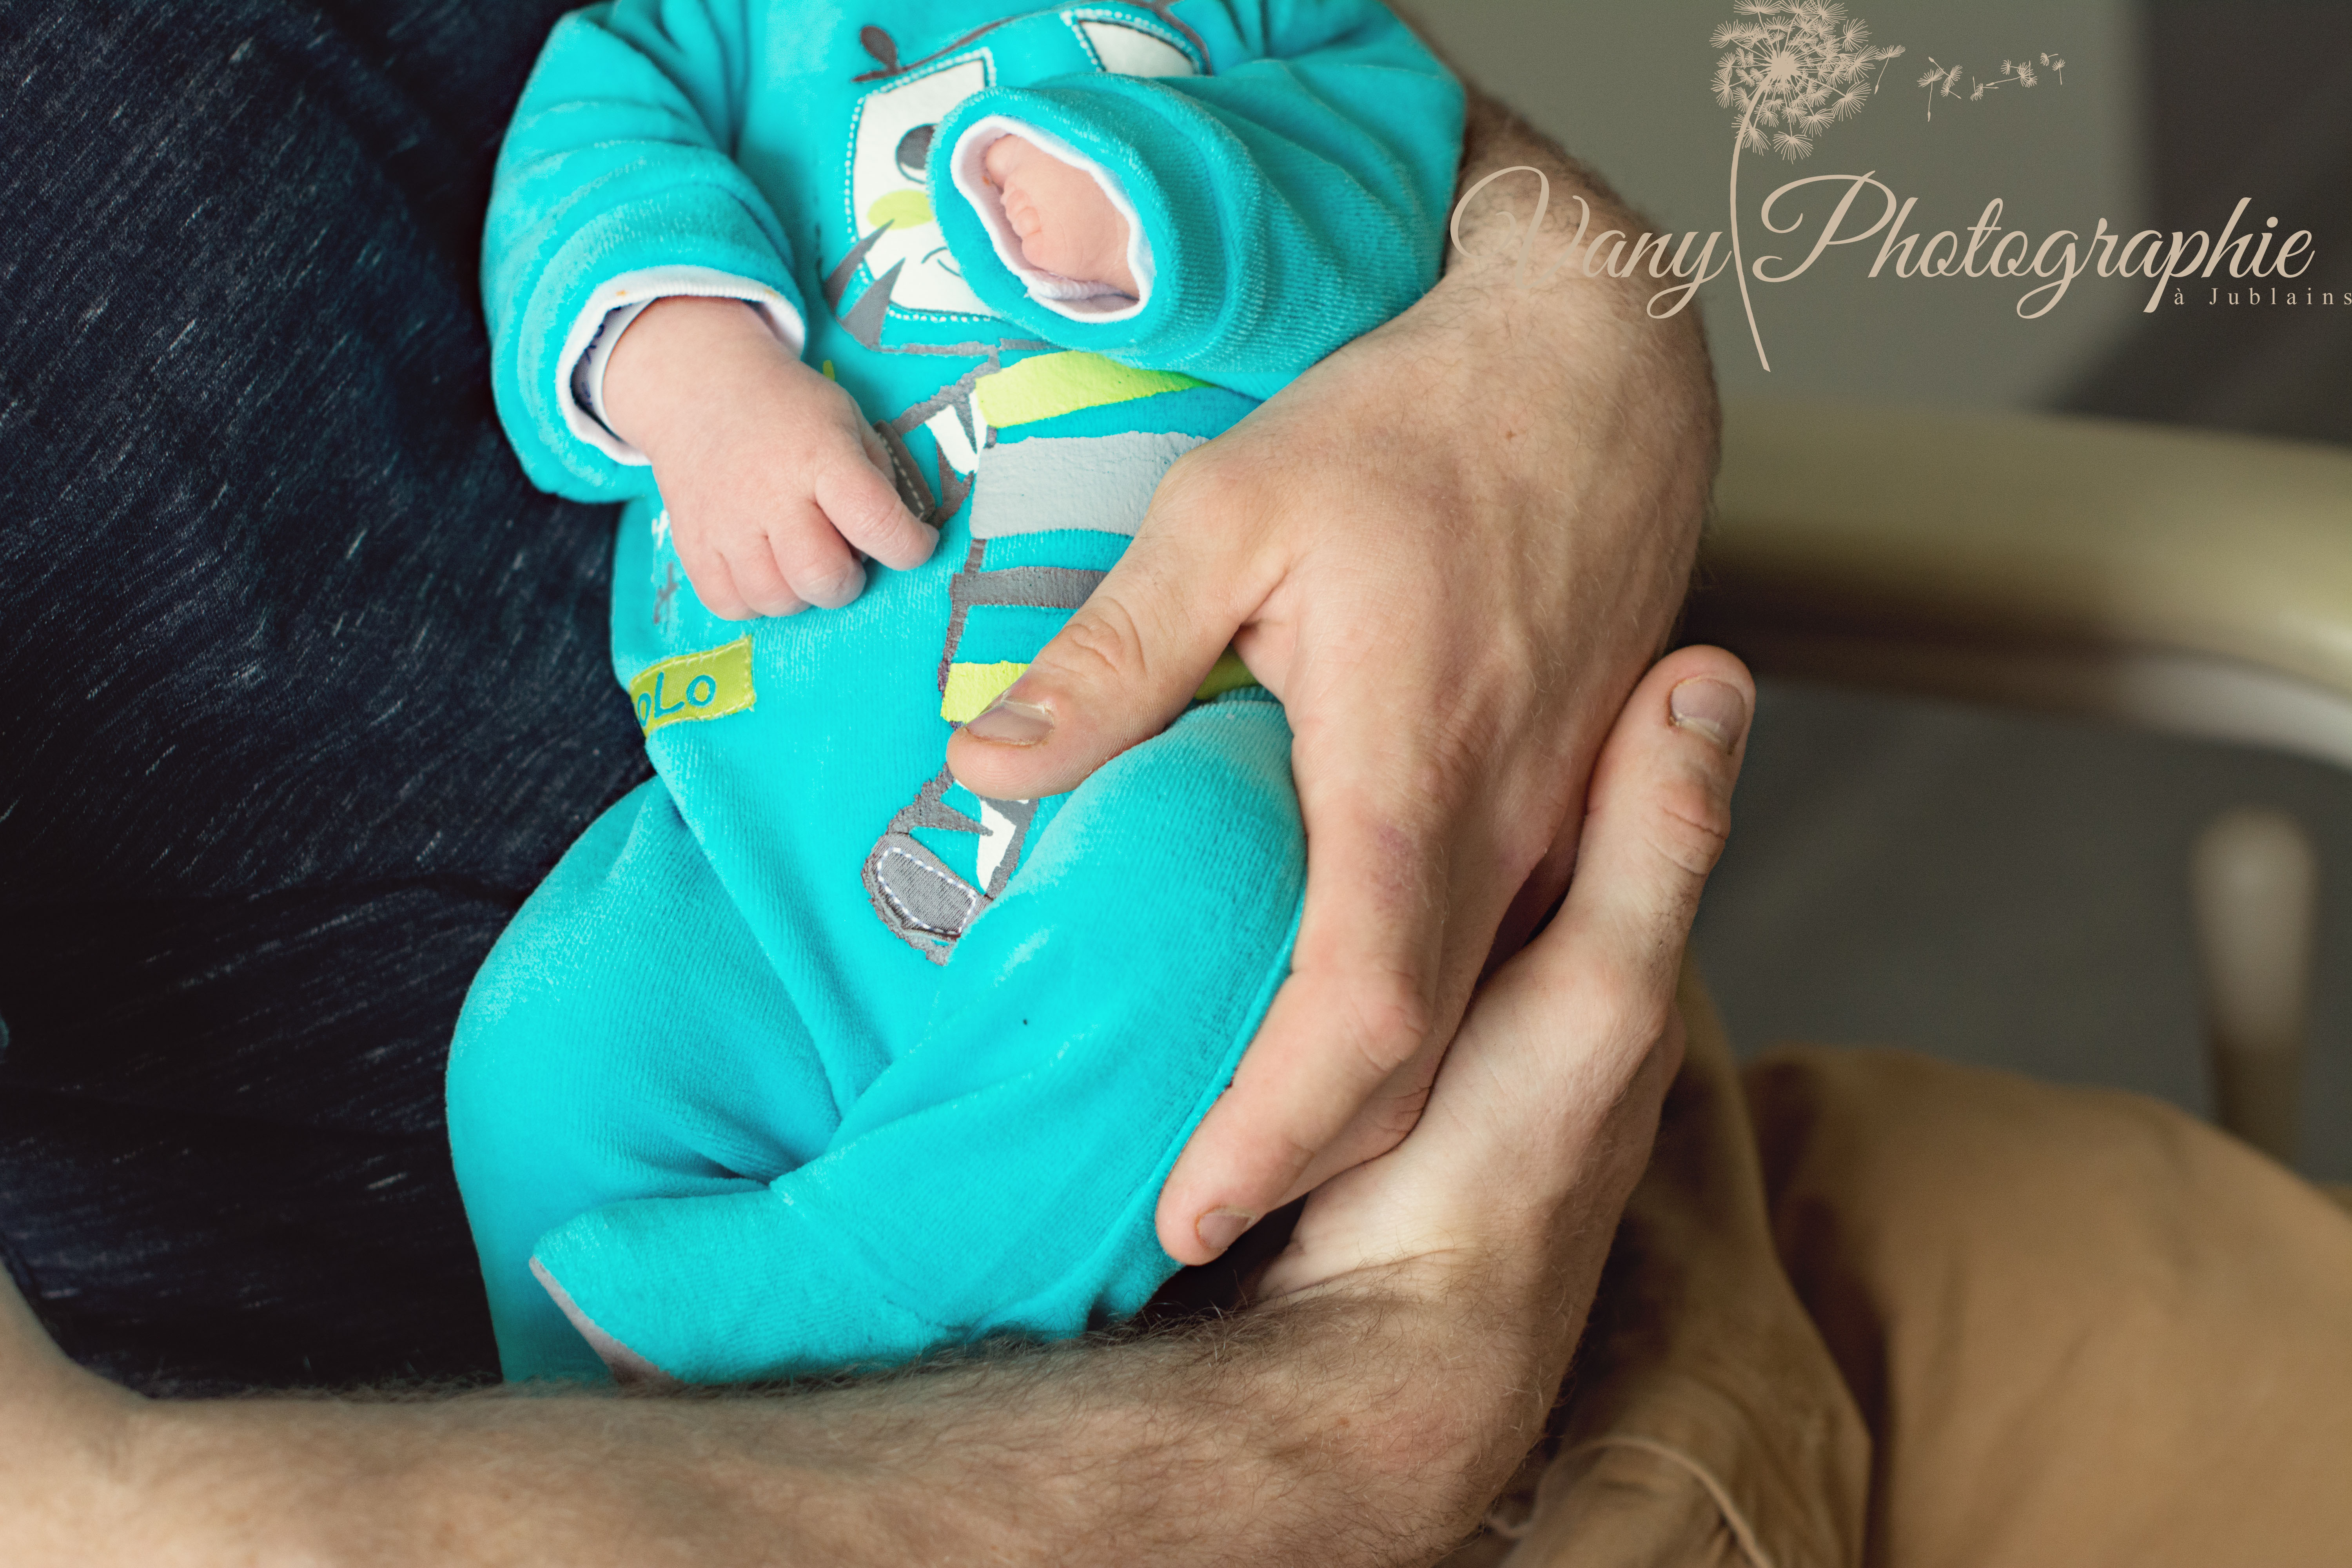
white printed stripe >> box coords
[970,431,1205,539]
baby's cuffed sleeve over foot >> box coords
[930,0,1464,396]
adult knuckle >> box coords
[1406,726,1487,811]
[1259,1120,1325,1179]
[1583,968,1673,1055]
[1648,769,1732,881]
[1153,443,1268,532]
[1360,1080,1432,1147]
[1040,597,1147,688]
[1342,966,1434,1079]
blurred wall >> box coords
[1414,3,2352,1181]
[1414,0,2151,410]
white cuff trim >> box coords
[949,115,1154,324]
[559,266,806,466]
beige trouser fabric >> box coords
[1457,967,2352,1568]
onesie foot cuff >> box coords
[530,1187,945,1385]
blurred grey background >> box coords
[1416,2,2352,1180]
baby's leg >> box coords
[530,691,1304,1383]
[446,778,837,1382]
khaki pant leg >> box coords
[1748,1047,2352,1568]
[1490,967,1873,1568]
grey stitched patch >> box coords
[969,431,1207,539]
[862,830,984,964]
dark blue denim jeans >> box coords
[0,1,648,1392]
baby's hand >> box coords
[599,296,934,618]
[982,135,1138,297]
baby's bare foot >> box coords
[982,135,1137,296]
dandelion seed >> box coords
[1715,2,1904,370]
[1918,57,1965,118]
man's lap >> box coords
[1755,1043,2352,1566]
[1472,978,2352,1566]
[0,0,639,1390]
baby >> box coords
[451,0,1463,1385]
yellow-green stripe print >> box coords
[973,352,1207,430]
[941,650,1258,725]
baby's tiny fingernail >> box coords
[1669,678,1749,752]
[1195,1208,1258,1254]
[962,697,1054,746]
[808,562,866,609]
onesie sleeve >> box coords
[483,0,807,500]
[927,0,1464,399]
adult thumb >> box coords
[945,497,1256,801]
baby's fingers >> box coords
[819,425,935,572]
[764,501,867,612]
[676,533,762,621]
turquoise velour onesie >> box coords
[452,0,1463,1385]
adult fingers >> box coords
[944,465,1259,800]
[1152,595,1499,1262]
[1247,650,1748,1300]
[1156,647,1753,1266]
[1152,792,1451,1264]
[1514,646,1751,1030]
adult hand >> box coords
[946,98,1719,1264]
[1259,648,1751,1311]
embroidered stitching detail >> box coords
[863,832,981,965]
[860,768,1040,961]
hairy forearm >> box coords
[44,1271,1531,1568]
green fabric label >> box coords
[630,637,755,735]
